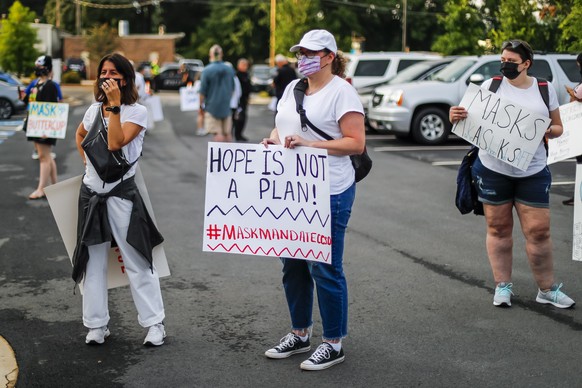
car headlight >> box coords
[384,89,403,106]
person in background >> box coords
[273,53,297,107]
[262,30,365,371]
[233,58,252,141]
[199,44,235,142]
[562,52,582,206]
[26,55,60,200]
[28,65,63,160]
[449,39,575,309]
[73,53,166,347]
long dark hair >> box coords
[93,53,138,105]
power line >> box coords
[72,0,163,9]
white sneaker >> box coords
[144,323,166,346]
[196,128,208,136]
[85,326,110,345]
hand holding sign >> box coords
[452,83,551,171]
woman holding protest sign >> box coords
[26,55,60,200]
[449,39,574,309]
[261,29,365,370]
[73,53,166,346]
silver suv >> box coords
[367,54,579,144]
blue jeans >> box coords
[281,183,356,340]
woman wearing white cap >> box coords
[262,29,365,370]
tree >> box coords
[0,1,40,76]
[558,0,582,52]
[431,0,486,55]
[275,0,321,56]
[83,23,119,77]
[489,0,541,52]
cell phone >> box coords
[98,78,122,89]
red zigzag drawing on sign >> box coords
[206,243,331,262]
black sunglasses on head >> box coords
[501,40,532,60]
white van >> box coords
[345,52,442,90]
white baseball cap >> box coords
[290,29,338,54]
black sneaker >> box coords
[265,333,311,359]
[300,342,345,371]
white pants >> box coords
[82,196,165,329]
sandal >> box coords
[563,198,574,206]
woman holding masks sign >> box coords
[449,40,574,309]
[262,29,365,371]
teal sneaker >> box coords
[536,283,575,309]
[493,282,513,307]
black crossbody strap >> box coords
[293,78,333,141]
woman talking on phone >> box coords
[73,53,167,346]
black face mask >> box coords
[98,78,123,89]
[500,62,522,80]
[35,67,49,77]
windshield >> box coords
[432,58,476,82]
[387,62,438,84]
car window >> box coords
[432,58,476,82]
[528,60,553,82]
[396,59,424,72]
[387,61,437,84]
[354,60,390,77]
[471,61,501,81]
[557,59,580,82]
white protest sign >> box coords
[26,102,69,139]
[452,83,551,171]
[203,142,332,264]
[145,95,164,122]
[180,86,199,112]
[44,167,170,292]
[573,163,582,261]
[548,101,582,164]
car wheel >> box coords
[0,98,14,119]
[411,107,450,145]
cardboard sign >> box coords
[548,101,582,164]
[145,95,164,122]
[180,82,200,112]
[25,102,69,139]
[203,142,332,263]
[44,167,170,292]
[452,83,551,171]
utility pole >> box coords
[55,0,60,28]
[75,2,81,35]
[402,0,407,52]
[270,0,276,67]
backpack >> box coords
[293,78,372,182]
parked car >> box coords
[62,58,86,79]
[358,58,455,121]
[367,53,579,144]
[345,51,442,90]
[0,71,23,87]
[178,58,204,72]
[250,64,275,94]
[151,64,199,91]
[0,80,26,119]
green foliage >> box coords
[559,0,582,52]
[61,70,81,84]
[83,24,120,66]
[275,0,320,56]
[0,1,40,77]
[432,0,485,55]
[490,0,540,52]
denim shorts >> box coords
[472,157,551,208]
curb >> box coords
[0,336,18,387]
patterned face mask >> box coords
[298,55,322,77]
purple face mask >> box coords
[298,55,321,77]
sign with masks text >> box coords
[452,83,551,171]
[25,102,69,139]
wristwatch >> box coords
[105,105,121,114]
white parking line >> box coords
[432,161,462,166]
[552,181,575,186]
[373,145,471,152]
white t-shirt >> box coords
[82,102,148,193]
[479,77,559,177]
[276,77,364,194]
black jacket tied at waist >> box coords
[71,176,164,284]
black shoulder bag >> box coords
[81,105,138,184]
[293,78,372,182]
